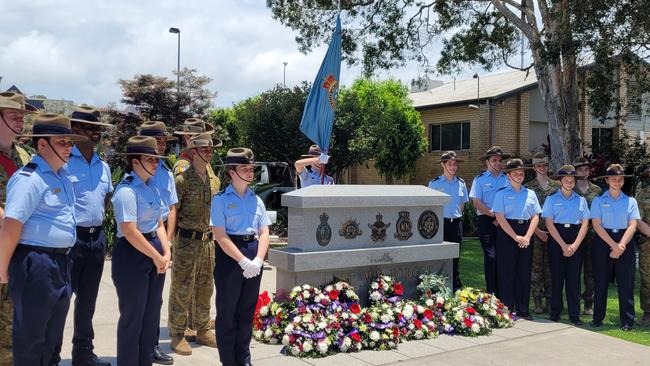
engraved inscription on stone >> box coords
[367,212,391,242]
[316,212,332,246]
[418,210,439,239]
[339,218,363,239]
[394,211,413,241]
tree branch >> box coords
[491,0,535,40]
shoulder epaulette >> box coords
[162,161,171,171]
[497,186,507,192]
[119,175,134,185]
[430,176,442,183]
[458,177,465,183]
[216,189,226,196]
[19,162,37,177]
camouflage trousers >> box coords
[581,234,595,308]
[531,236,552,306]
[0,284,11,365]
[639,238,650,314]
[168,236,215,336]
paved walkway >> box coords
[56,264,650,366]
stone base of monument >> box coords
[270,242,457,304]
[269,185,458,305]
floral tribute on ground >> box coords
[253,274,514,358]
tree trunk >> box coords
[385,175,394,185]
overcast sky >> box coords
[1,0,507,109]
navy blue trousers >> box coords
[496,221,534,315]
[53,228,107,360]
[112,237,165,366]
[214,239,262,366]
[444,218,463,291]
[9,245,72,366]
[592,230,636,326]
[478,215,499,294]
[547,224,583,320]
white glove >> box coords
[238,257,253,278]
[318,153,330,164]
[247,257,264,278]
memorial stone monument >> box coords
[269,185,458,304]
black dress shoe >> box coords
[570,318,583,326]
[590,320,603,327]
[621,324,634,331]
[549,314,560,322]
[153,346,174,365]
[518,312,534,321]
[72,354,112,366]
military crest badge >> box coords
[316,212,332,246]
[368,212,391,242]
[394,211,413,241]
[418,210,439,239]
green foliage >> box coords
[462,200,478,237]
[103,165,125,255]
[205,107,242,155]
[417,273,453,301]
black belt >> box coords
[143,231,158,240]
[229,234,256,243]
[18,244,72,255]
[507,219,530,225]
[606,228,626,234]
[444,217,462,223]
[555,223,581,229]
[76,225,103,234]
[178,227,213,241]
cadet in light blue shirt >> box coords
[210,148,271,366]
[295,144,334,188]
[492,158,541,318]
[469,146,510,294]
[0,113,88,365]
[542,165,591,325]
[427,150,468,290]
[590,164,639,330]
[111,136,172,366]
[68,146,113,225]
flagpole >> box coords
[321,0,340,185]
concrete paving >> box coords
[56,263,650,366]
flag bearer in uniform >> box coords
[469,146,510,294]
[427,151,469,291]
[111,136,172,366]
[492,158,542,320]
[169,133,221,355]
[294,144,333,187]
[211,148,271,366]
[0,113,87,365]
[543,165,591,325]
[0,91,36,366]
[526,152,557,314]
[55,106,113,366]
[590,164,639,331]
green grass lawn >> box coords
[459,239,650,346]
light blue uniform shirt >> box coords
[590,190,640,230]
[112,172,164,238]
[428,175,469,218]
[66,146,113,227]
[469,171,508,214]
[299,169,334,188]
[210,184,272,235]
[5,155,77,248]
[542,190,590,224]
[492,185,542,220]
[152,159,178,221]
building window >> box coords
[592,127,613,154]
[429,122,470,151]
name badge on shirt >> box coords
[505,195,515,200]
[227,203,237,209]
[554,202,563,206]
[602,203,611,208]
[483,183,493,188]
[51,188,61,194]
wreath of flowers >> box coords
[289,284,330,315]
[323,281,361,314]
[360,303,400,350]
[282,311,334,357]
[445,301,491,337]
[254,299,289,344]
[417,273,453,302]
[395,301,439,341]
[454,287,514,329]
[368,275,404,306]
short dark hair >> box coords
[125,154,143,173]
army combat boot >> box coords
[196,330,218,348]
[171,335,192,356]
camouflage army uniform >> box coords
[575,181,602,313]
[168,165,221,337]
[526,177,559,313]
[0,144,31,365]
[635,179,650,324]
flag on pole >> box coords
[299,15,342,154]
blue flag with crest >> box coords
[299,15,342,154]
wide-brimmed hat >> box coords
[531,152,550,165]
[301,144,322,158]
[69,106,112,127]
[138,121,178,141]
[480,146,511,161]
[219,147,257,166]
[115,136,169,158]
[19,113,87,141]
[503,158,532,173]
[595,164,634,179]
[572,157,592,168]
[439,150,464,163]
[550,165,586,180]
[180,132,223,154]
[0,92,38,114]
[174,118,215,136]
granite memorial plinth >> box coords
[269,185,458,304]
